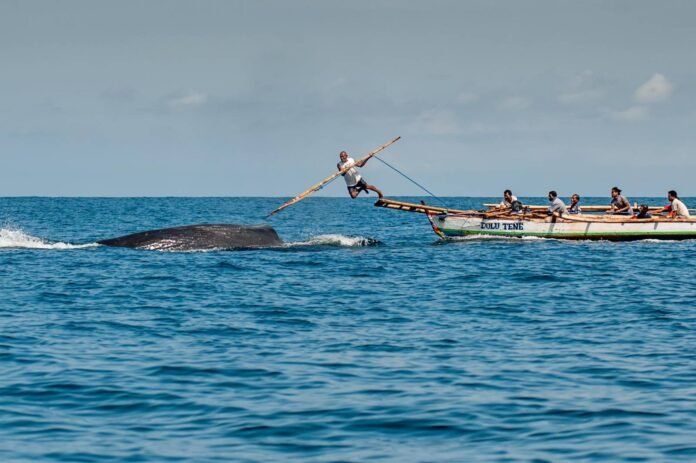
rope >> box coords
[373,155,449,207]
[316,175,338,190]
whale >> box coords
[98,224,283,251]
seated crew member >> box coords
[567,194,582,214]
[337,150,383,199]
[634,204,652,219]
[607,186,633,215]
[665,190,690,218]
[499,189,518,209]
[547,190,567,215]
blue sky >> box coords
[1,0,695,196]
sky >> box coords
[1,0,695,197]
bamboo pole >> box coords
[483,203,695,212]
[483,203,641,212]
[560,214,696,223]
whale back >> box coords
[98,224,283,251]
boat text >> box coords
[481,221,524,231]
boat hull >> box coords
[429,214,696,241]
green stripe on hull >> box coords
[440,228,696,241]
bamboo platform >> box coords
[373,199,471,215]
[375,199,695,223]
[482,203,664,212]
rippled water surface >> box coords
[1,197,695,462]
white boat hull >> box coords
[429,214,696,241]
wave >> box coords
[0,228,96,250]
[290,234,382,248]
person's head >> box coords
[339,151,348,162]
[571,194,580,203]
[639,204,649,213]
[503,189,513,200]
[611,186,621,198]
[548,190,558,200]
[668,190,678,201]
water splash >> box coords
[290,234,382,247]
[0,228,96,250]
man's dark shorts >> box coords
[348,179,368,195]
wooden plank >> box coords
[484,203,614,211]
[483,203,673,212]
[560,214,696,224]
[374,199,473,215]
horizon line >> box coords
[0,195,690,199]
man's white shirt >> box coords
[500,195,518,207]
[339,157,362,187]
[672,198,690,217]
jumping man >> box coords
[338,151,384,199]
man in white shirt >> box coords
[666,190,690,218]
[338,151,383,199]
[499,189,517,208]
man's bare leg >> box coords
[365,184,383,199]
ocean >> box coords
[1,196,695,462]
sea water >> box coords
[1,197,695,462]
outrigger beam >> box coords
[374,199,471,215]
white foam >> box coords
[0,228,96,250]
[290,234,380,247]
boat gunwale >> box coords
[438,212,696,224]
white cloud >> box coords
[169,92,208,108]
[415,109,460,135]
[558,89,604,105]
[558,70,605,105]
[499,96,531,111]
[610,106,649,122]
[463,123,500,135]
[635,73,673,103]
[457,92,479,105]
[101,87,137,102]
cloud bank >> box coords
[635,73,673,103]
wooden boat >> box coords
[375,199,696,241]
